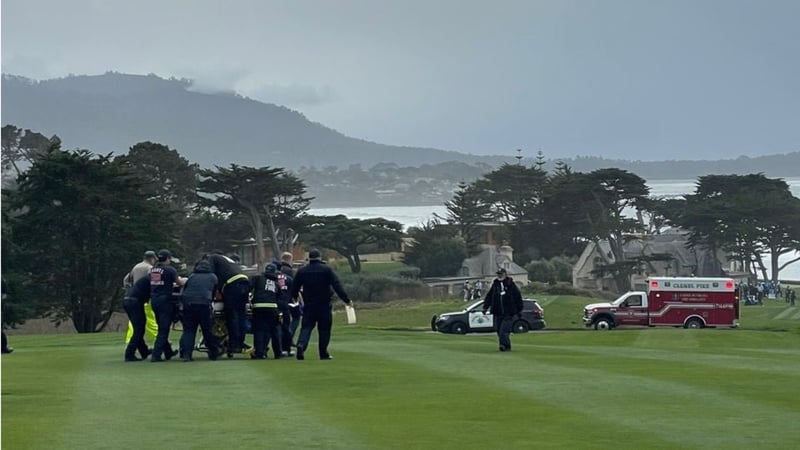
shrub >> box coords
[525,260,556,284]
[549,255,575,282]
[526,256,576,284]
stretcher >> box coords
[195,301,253,358]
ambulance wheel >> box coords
[226,352,234,358]
[513,320,530,334]
[685,318,704,329]
[593,317,613,331]
[450,322,468,334]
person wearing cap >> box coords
[124,250,158,288]
[123,276,152,361]
[178,260,221,361]
[289,249,352,360]
[124,251,159,353]
[149,249,185,362]
[204,251,251,354]
[482,268,523,352]
[249,263,283,359]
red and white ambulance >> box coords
[582,277,739,330]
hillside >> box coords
[2,72,798,180]
[1,73,483,169]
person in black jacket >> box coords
[179,260,221,361]
[249,264,283,359]
[149,249,185,362]
[482,268,523,352]
[205,252,250,353]
[289,249,352,360]
[123,276,152,361]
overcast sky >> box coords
[2,0,799,160]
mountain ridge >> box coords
[2,72,798,180]
[1,72,486,169]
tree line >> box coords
[1,125,402,333]
[3,124,798,332]
[406,159,800,291]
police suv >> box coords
[431,299,546,334]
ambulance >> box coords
[582,277,739,330]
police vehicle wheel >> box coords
[450,322,467,334]
[513,320,530,334]
[685,318,704,329]
[594,317,613,330]
[226,352,234,358]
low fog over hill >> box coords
[1,73,484,169]
[2,72,798,180]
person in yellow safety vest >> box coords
[124,251,158,345]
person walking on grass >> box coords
[249,264,284,360]
[204,251,251,354]
[178,260,221,362]
[289,249,353,360]
[482,268,523,352]
[123,276,152,361]
[149,249,184,362]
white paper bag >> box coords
[345,304,357,325]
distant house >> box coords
[572,229,735,291]
[460,243,528,285]
[421,243,528,297]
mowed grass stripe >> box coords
[532,343,800,375]
[773,308,797,320]
[260,343,666,449]
[524,343,800,413]
[1,339,93,449]
[4,335,371,450]
[345,332,800,449]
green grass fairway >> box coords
[3,299,800,449]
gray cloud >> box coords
[2,0,799,160]
[241,83,334,107]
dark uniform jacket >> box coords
[250,272,280,308]
[149,263,178,303]
[288,260,350,308]
[206,254,245,286]
[482,277,523,317]
[125,276,152,305]
[181,261,218,306]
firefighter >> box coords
[123,276,152,361]
[277,265,294,356]
[249,264,283,359]
[149,249,184,362]
[289,249,352,360]
[179,260,221,361]
[482,268,523,352]
[205,252,251,353]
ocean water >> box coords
[310,178,800,281]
